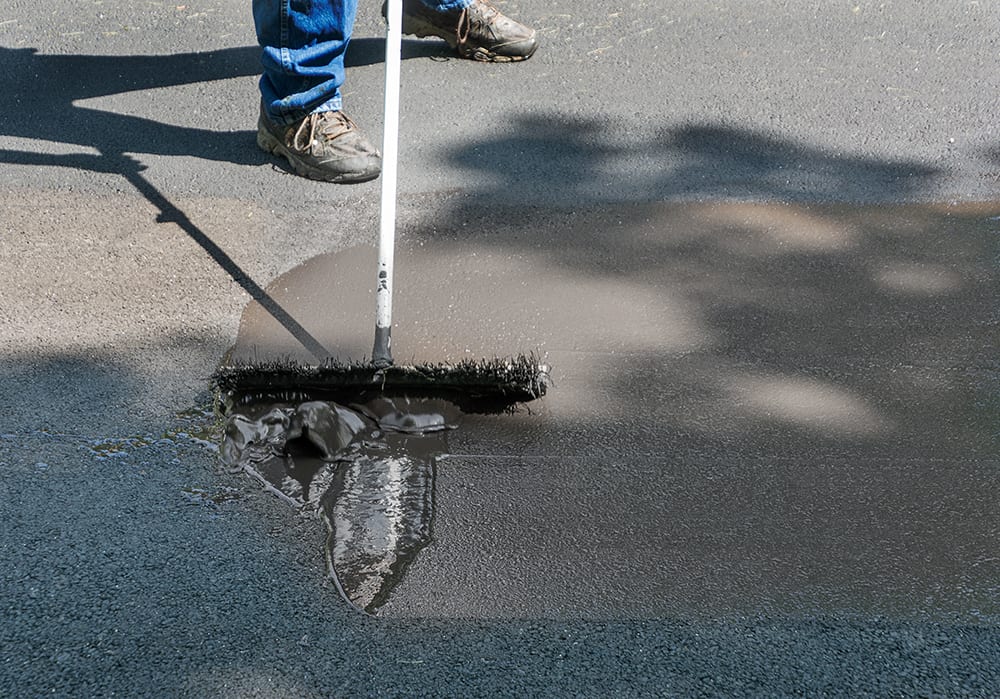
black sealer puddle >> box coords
[220,396,459,614]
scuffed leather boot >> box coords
[387,0,538,62]
[257,104,382,184]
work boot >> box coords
[257,104,382,183]
[387,0,538,62]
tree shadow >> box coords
[419,113,997,460]
[442,114,940,205]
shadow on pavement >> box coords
[0,40,436,166]
[419,115,995,459]
[0,46,262,164]
[441,114,941,205]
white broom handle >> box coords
[373,0,402,366]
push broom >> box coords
[213,0,549,410]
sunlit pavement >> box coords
[2,2,998,696]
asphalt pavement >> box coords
[2,1,999,697]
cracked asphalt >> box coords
[2,1,999,696]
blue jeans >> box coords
[254,0,472,125]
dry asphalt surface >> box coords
[2,1,999,697]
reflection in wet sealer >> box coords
[221,396,459,614]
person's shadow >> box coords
[0,45,263,168]
[0,38,442,169]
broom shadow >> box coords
[0,146,330,361]
[118,156,332,361]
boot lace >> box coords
[457,0,501,46]
[291,111,355,152]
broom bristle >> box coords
[212,354,550,412]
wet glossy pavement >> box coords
[228,201,999,621]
